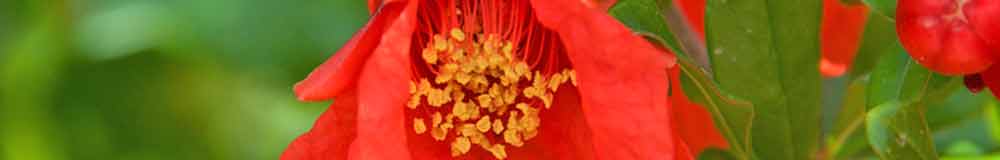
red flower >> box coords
[819,0,869,78]
[281,0,725,159]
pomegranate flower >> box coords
[282,0,726,159]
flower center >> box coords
[406,1,576,158]
[408,27,575,159]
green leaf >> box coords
[827,78,871,159]
[984,98,1000,145]
[861,0,898,19]
[678,56,756,159]
[608,0,683,53]
[825,13,900,159]
[698,148,740,160]
[847,12,898,79]
[864,51,954,159]
[705,0,823,159]
[610,0,757,158]
[866,101,937,160]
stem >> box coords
[655,0,713,77]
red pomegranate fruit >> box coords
[896,0,998,75]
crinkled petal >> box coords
[281,92,360,160]
[508,86,598,159]
[346,1,418,159]
[294,1,409,101]
[819,0,868,78]
[669,67,728,155]
[530,0,679,158]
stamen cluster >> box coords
[408,28,575,159]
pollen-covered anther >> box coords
[451,136,472,156]
[407,28,574,159]
[413,118,427,134]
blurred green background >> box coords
[0,0,369,159]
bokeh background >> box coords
[0,0,369,159]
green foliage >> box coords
[615,0,999,159]
[0,0,362,159]
[866,100,937,159]
[862,42,958,159]
[677,56,756,159]
[615,0,825,159]
[705,0,823,159]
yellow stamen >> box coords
[451,136,471,156]
[487,144,508,159]
[450,28,466,42]
[407,94,421,109]
[407,28,575,159]
[503,129,524,147]
[569,70,577,86]
[476,116,492,132]
[422,48,438,64]
[492,119,505,134]
[413,118,427,134]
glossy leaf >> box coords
[705,0,823,159]
[609,0,683,54]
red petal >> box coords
[507,86,598,159]
[294,1,409,102]
[530,0,680,158]
[674,137,695,159]
[346,1,418,159]
[668,67,729,155]
[819,0,869,78]
[368,0,382,14]
[582,0,618,11]
[281,92,360,160]
[403,124,455,160]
